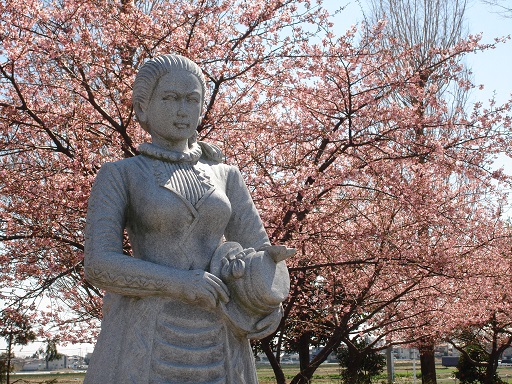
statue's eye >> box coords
[163,93,178,100]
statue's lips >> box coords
[173,122,189,129]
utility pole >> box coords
[386,346,394,384]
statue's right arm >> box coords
[84,162,229,306]
[84,162,178,297]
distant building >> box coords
[392,345,459,360]
[21,355,68,371]
[502,347,512,359]
[21,359,45,371]
[394,347,417,360]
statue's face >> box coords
[146,70,202,147]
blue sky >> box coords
[325,0,511,175]
[465,1,511,106]
[463,1,512,173]
[325,0,511,105]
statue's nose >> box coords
[177,98,188,116]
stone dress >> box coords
[83,142,276,384]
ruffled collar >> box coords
[138,142,202,163]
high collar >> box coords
[138,142,202,163]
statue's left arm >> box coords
[224,166,271,252]
[223,166,285,339]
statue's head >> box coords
[132,54,206,133]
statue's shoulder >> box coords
[96,155,148,179]
[109,155,144,166]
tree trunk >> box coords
[419,344,437,384]
[484,360,498,384]
[291,372,312,384]
[6,334,12,384]
[262,339,287,384]
[294,332,312,384]
[290,332,343,384]
[483,343,500,384]
[345,349,364,384]
[298,332,311,374]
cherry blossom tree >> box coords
[368,0,469,379]
[440,227,512,384]
[246,6,510,378]
[0,0,330,342]
[0,1,511,383]
[361,0,510,382]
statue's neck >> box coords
[138,142,202,163]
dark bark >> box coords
[484,356,500,384]
[262,339,286,384]
[419,344,437,384]
[345,348,364,384]
[298,332,311,373]
[484,331,499,384]
[5,334,12,384]
[290,331,343,384]
[290,332,313,384]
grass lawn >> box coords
[257,363,342,383]
[7,372,85,384]
[7,362,512,384]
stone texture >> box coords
[83,54,293,384]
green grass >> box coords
[7,371,84,384]
[256,363,342,383]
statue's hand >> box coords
[247,305,284,340]
[178,270,230,309]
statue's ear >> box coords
[134,101,147,124]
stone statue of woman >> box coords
[83,54,293,384]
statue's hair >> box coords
[132,54,206,131]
